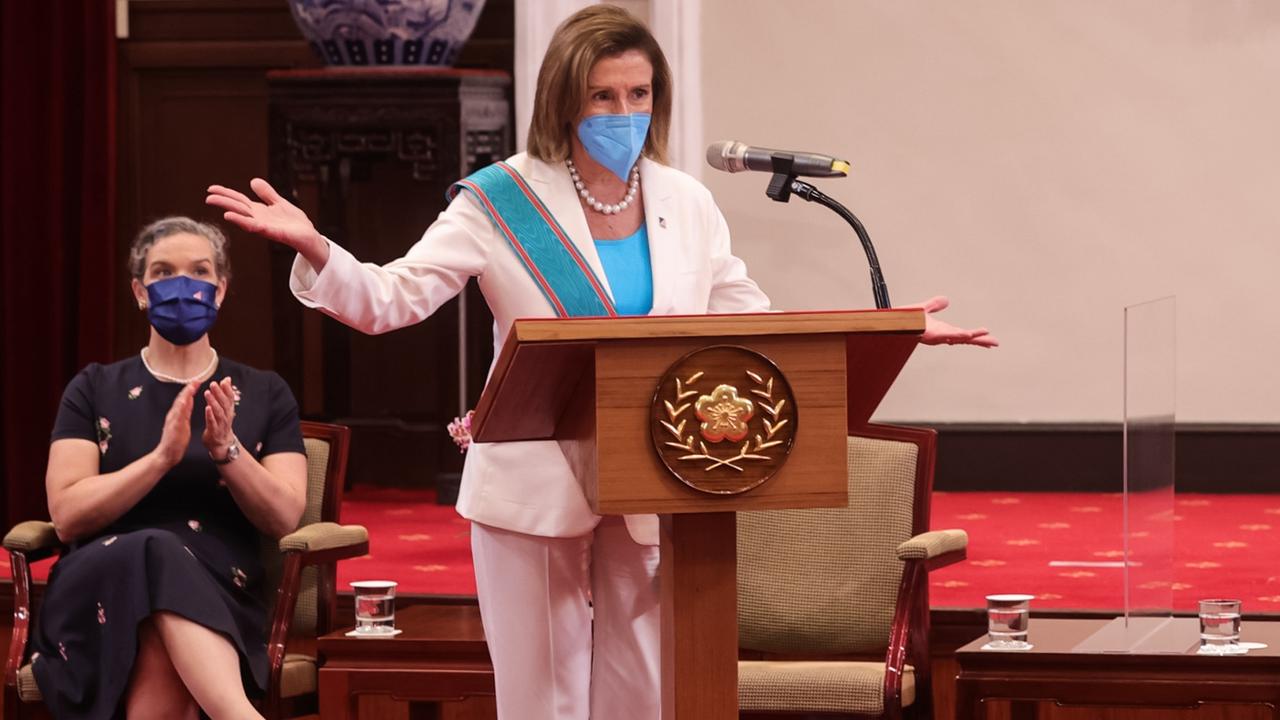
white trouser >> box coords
[470,516,661,720]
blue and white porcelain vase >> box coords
[288,0,488,67]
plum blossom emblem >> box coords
[695,385,753,443]
[661,369,790,473]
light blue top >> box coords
[593,224,654,316]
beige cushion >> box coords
[278,523,368,553]
[300,437,331,527]
[4,521,59,553]
[897,528,968,560]
[738,435,919,655]
[739,660,915,714]
[279,653,317,698]
[262,435,337,636]
[17,662,41,701]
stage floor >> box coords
[9,489,1280,613]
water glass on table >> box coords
[985,594,1033,650]
[1198,598,1243,655]
[350,580,399,637]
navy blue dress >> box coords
[31,356,304,719]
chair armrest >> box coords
[896,528,968,568]
[278,522,368,563]
[4,521,63,557]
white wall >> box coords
[700,0,1280,423]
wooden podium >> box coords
[470,309,924,719]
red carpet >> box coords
[335,486,477,597]
[929,491,1280,612]
[8,489,1280,613]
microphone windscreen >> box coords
[705,141,736,172]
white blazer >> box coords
[290,152,771,544]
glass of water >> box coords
[351,580,398,636]
[1198,598,1242,654]
[985,594,1033,650]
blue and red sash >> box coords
[449,162,617,318]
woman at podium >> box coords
[208,6,991,718]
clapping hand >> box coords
[155,382,198,468]
[905,296,999,348]
[202,377,238,458]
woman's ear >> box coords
[215,277,228,307]
[131,278,148,310]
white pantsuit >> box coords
[289,153,770,718]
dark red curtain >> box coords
[1,1,117,528]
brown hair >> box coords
[129,216,231,282]
[526,5,672,164]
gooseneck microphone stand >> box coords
[764,154,891,309]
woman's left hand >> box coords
[905,296,999,348]
[202,377,238,455]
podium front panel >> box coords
[588,334,848,515]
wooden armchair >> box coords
[737,424,968,720]
[3,420,369,720]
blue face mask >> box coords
[146,275,219,346]
[576,112,651,182]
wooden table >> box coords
[317,603,494,719]
[954,618,1280,719]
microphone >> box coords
[705,140,850,178]
[709,140,890,308]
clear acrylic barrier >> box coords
[1076,297,1190,653]
[1124,296,1177,620]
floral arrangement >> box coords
[447,410,475,452]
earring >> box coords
[138,300,147,310]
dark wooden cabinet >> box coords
[267,69,512,487]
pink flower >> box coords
[95,416,112,455]
[447,410,475,452]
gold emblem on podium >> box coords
[650,345,797,494]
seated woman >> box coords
[31,217,307,720]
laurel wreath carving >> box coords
[659,370,789,472]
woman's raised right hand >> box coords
[154,382,198,469]
[206,179,328,265]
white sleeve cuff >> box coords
[288,237,347,308]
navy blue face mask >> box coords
[146,275,219,346]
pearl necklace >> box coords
[567,159,639,215]
[140,347,218,384]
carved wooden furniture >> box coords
[267,68,512,488]
[471,309,925,719]
[955,617,1280,719]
